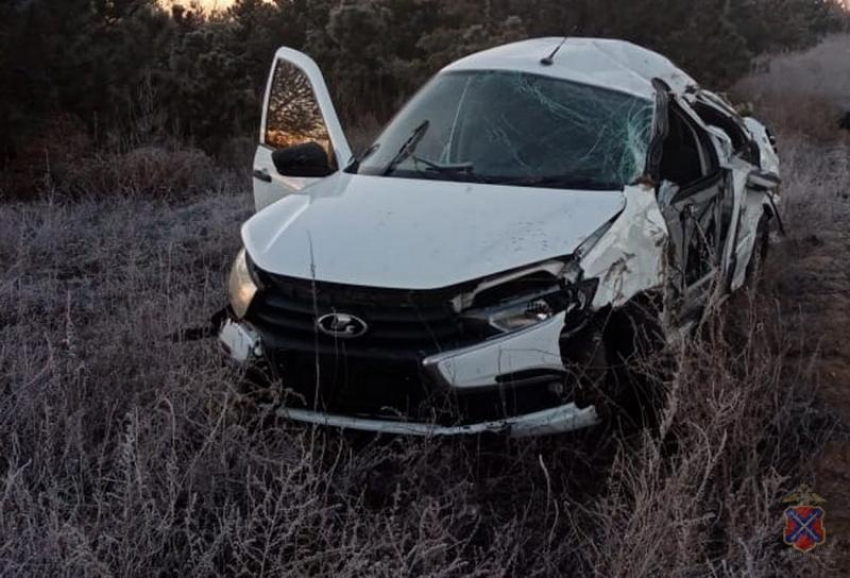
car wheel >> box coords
[566,299,665,430]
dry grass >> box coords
[0,164,838,576]
[2,38,850,577]
[733,33,850,142]
[55,146,228,199]
[0,120,246,202]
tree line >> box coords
[0,0,846,173]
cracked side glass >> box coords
[356,70,655,190]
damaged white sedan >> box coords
[219,38,781,437]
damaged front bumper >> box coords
[279,403,598,438]
[218,312,600,437]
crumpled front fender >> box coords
[579,184,669,309]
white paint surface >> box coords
[423,313,567,388]
[444,37,697,99]
[243,172,626,290]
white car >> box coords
[219,38,781,437]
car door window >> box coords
[265,60,337,169]
[659,106,708,187]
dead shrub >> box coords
[774,137,850,234]
[216,135,258,172]
[732,33,850,142]
[58,145,228,200]
[742,92,845,142]
[0,114,92,200]
[346,113,383,156]
[1,143,235,202]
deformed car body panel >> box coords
[279,402,599,438]
[219,317,262,363]
[422,312,567,389]
[443,37,696,100]
[726,160,780,292]
[744,117,780,177]
[579,184,669,309]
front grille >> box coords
[244,273,494,422]
[247,272,483,357]
[243,272,568,425]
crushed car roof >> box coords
[443,37,698,100]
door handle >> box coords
[253,168,272,183]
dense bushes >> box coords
[0,0,847,199]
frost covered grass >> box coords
[1,140,845,578]
[2,40,850,577]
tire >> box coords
[566,300,665,429]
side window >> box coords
[265,60,336,168]
[693,102,748,152]
[659,107,707,187]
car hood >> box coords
[242,173,626,290]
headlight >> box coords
[487,298,556,333]
[227,248,258,319]
[463,278,598,335]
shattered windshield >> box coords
[352,70,655,190]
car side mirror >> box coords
[746,169,780,191]
[271,142,335,178]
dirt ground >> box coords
[774,149,850,568]
[790,231,850,565]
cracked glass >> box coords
[354,70,655,190]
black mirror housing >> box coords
[272,142,335,178]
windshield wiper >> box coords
[383,120,430,176]
[346,142,380,173]
[412,155,474,174]
[410,155,492,184]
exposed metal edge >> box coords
[219,318,263,363]
[278,403,599,438]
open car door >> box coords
[253,48,352,212]
[656,98,735,322]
